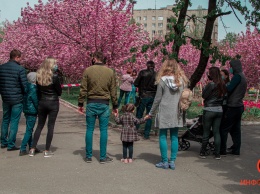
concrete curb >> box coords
[241,121,260,126]
[59,98,119,128]
[60,99,260,126]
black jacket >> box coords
[37,74,62,101]
[0,60,28,105]
[202,82,224,107]
[134,68,157,98]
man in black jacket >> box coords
[134,61,157,139]
[0,49,27,151]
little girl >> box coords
[114,103,146,163]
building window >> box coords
[158,23,163,28]
[143,16,147,21]
[152,30,156,35]
[144,23,147,28]
[158,16,164,21]
[152,16,156,20]
[158,30,163,35]
[136,16,141,21]
[152,23,156,28]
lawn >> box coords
[61,87,260,122]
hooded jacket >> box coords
[23,83,38,115]
[227,60,247,107]
[120,74,134,92]
[149,76,184,128]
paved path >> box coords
[0,102,259,194]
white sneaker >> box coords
[44,151,54,158]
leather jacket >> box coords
[202,82,224,107]
[37,74,62,101]
[134,68,157,98]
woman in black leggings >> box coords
[29,57,62,157]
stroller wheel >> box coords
[178,142,187,151]
[178,145,181,151]
[178,143,182,151]
[183,141,190,150]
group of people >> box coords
[0,49,62,157]
[0,49,247,170]
[200,60,247,160]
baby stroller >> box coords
[178,115,214,155]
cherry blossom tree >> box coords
[221,28,260,87]
[0,0,150,82]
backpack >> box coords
[179,88,193,113]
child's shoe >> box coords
[128,159,133,163]
[155,162,169,169]
[121,158,128,163]
[168,161,175,170]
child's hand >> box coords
[113,112,118,117]
[144,115,151,120]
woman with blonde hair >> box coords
[29,57,62,157]
[145,59,189,170]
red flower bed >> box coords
[243,101,260,109]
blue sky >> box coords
[0,0,253,40]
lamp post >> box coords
[131,0,137,16]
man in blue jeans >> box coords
[78,51,118,164]
[0,49,28,151]
[134,61,157,139]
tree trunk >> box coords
[173,0,190,56]
[189,0,217,90]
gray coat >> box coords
[149,76,184,129]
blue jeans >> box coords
[85,103,110,160]
[136,97,154,138]
[1,102,23,149]
[202,110,222,155]
[118,89,130,106]
[20,115,37,151]
[130,85,136,104]
[159,128,179,162]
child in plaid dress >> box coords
[114,104,147,163]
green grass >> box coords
[61,87,260,122]
[61,87,80,106]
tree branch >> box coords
[214,11,232,18]
[186,14,206,25]
[225,0,243,24]
[229,4,243,24]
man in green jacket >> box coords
[78,51,118,164]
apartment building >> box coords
[133,5,218,43]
